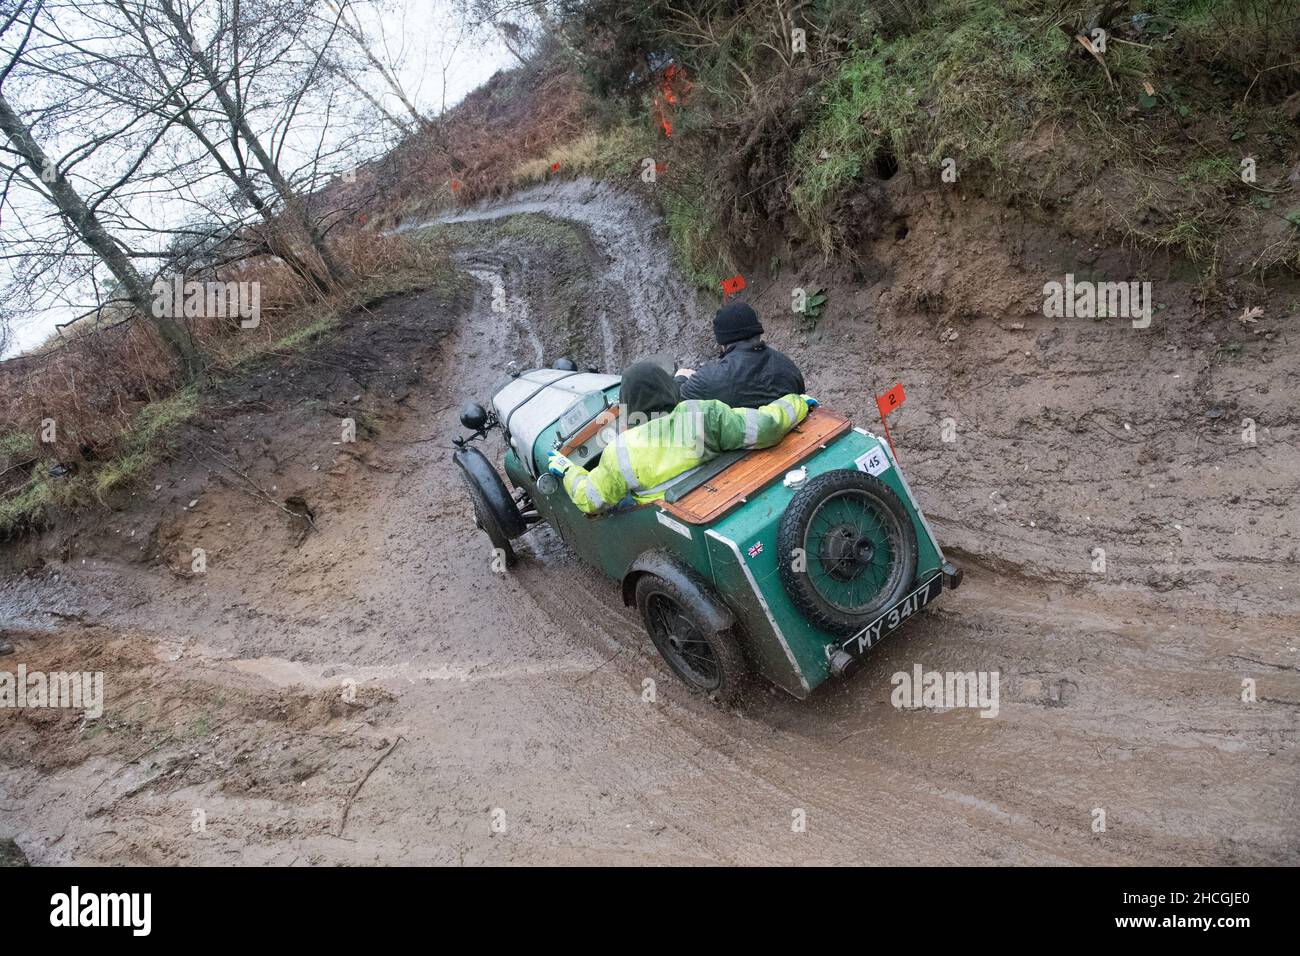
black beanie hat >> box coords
[713,301,764,345]
[620,361,681,418]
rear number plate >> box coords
[839,574,942,657]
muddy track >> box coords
[2,180,1296,865]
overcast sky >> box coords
[1,1,519,357]
[351,1,518,116]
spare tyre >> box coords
[777,468,918,636]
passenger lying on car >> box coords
[546,361,816,515]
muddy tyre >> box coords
[453,447,523,568]
[635,573,747,705]
[777,468,917,636]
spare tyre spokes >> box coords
[806,490,898,614]
[778,468,920,636]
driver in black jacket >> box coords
[675,301,806,408]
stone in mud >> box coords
[1019,677,1044,700]
[0,837,30,866]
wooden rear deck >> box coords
[658,407,851,525]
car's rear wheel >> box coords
[635,574,747,704]
[777,468,918,636]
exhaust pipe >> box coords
[829,649,860,680]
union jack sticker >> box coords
[747,541,764,558]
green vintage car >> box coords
[453,362,961,702]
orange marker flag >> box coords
[875,383,906,458]
[876,382,906,419]
[653,94,673,138]
[720,274,746,297]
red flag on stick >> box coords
[875,383,906,458]
[876,382,905,419]
[721,274,746,297]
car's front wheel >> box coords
[635,573,747,705]
[453,446,525,568]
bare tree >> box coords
[22,0,371,293]
[105,0,341,294]
[326,56,415,136]
[157,0,351,287]
[0,0,202,374]
[325,0,429,130]
[462,0,561,66]
[0,305,13,356]
[0,0,415,370]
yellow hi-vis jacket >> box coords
[562,394,810,515]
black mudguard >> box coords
[620,549,735,633]
[452,445,526,539]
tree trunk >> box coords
[0,90,202,377]
[496,26,529,67]
[329,61,416,137]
